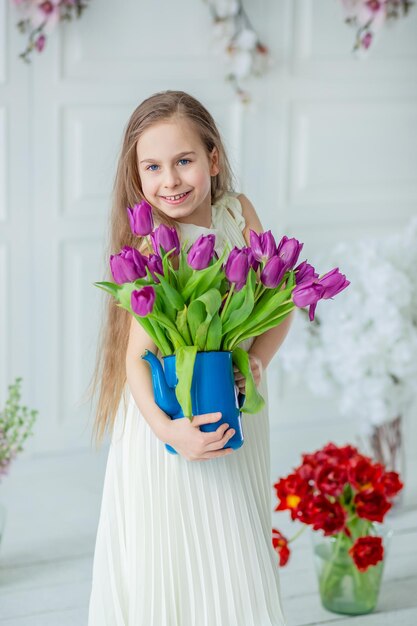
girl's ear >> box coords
[209,148,220,176]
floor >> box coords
[0,448,416,626]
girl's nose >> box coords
[163,167,181,189]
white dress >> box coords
[88,193,286,626]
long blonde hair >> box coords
[90,90,236,446]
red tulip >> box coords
[354,489,392,523]
[349,536,383,572]
[272,529,291,566]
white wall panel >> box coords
[0,0,6,84]
[60,0,221,82]
[61,105,132,217]
[0,244,8,405]
[0,106,6,221]
[288,100,417,226]
[292,0,417,79]
[60,240,103,436]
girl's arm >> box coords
[125,317,172,442]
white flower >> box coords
[229,49,253,79]
[211,0,240,19]
[234,28,257,51]
[280,215,417,428]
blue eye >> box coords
[146,159,189,171]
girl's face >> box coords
[136,118,219,226]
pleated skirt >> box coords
[88,340,286,626]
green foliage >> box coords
[231,348,265,414]
[175,346,198,418]
[0,378,37,481]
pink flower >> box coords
[361,32,373,49]
[35,34,46,52]
[342,0,387,31]
[29,1,61,35]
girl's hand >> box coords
[233,352,263,394]
[165,412,235,462]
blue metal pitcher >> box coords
[141,350,245,455]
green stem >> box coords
[319,531,345,595]
[220,282,235,322]
[253,282,265,303]
[288,525,307,543]
[226,303,294,349]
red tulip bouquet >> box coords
[272,442,403,615]
[95,200,350,419]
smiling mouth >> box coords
[161,191,191,201]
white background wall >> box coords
[1,1,416,501]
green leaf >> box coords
[234,285,293,338]
[187,300,205,343]
[154,271,184,310]
[286,269,296,290]
[181,243,230,302]
[148,311,186,346]
[195,288,222,317]
[175,345,198,418]
[232,347,265,414]
[227,303,295,348]
[94,281,120,298]
[205,314,222,351]
[195,321,209,351]
[133,314,173,355]
[176,306,192,345]
[221,269,256,334]
[187,289,222,350]
[178,241,194,290]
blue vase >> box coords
[141,350,245,455]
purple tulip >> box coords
[225,247,250,291]
[187,234,216,270]
[110,246,148,284]
[241,247,260,272]
[277,236,303,270]
[249,230,277,263]
[294,260,319,285]
[318,268,350,299]
[131,286,156,317]
[292,268,350,321]
[127,200,154,236]
[147,254,164,283]
[260,255,288,288]
[292,281,325,321]
[151,224,180,257]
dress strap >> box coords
[212,192,246,233]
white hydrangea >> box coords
[280,216,417,428]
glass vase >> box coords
[311,524,392,615]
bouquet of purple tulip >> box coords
[95,200,350,419]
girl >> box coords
[88,90,293,626]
